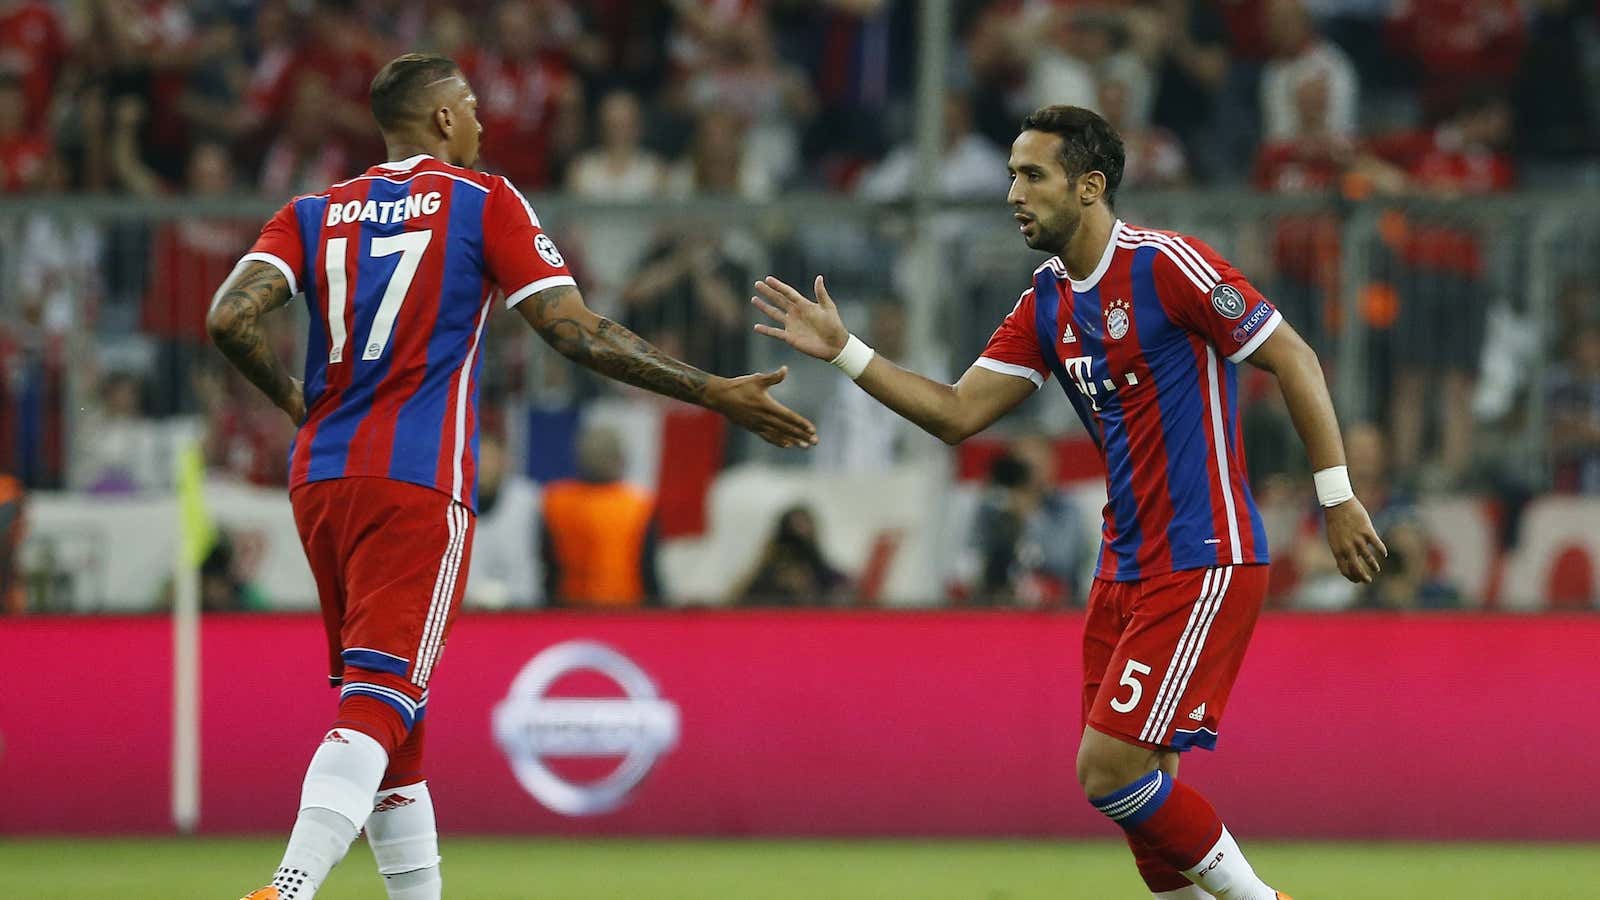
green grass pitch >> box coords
[5,838,1596,899]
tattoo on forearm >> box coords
[532,287,710,404]
[208,261,297,411]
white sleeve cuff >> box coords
[240,252,298,295]
[974,357,1045,388]
[1227,309,1283,363]
[505,275,578,309]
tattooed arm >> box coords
[206,261,305,424]
[516,284,817,448]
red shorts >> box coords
[291,477,475,726]
[1082,564,1267,752]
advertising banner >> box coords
[2,612,1593,839]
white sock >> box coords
[271,728,390,899]
[366,781,442,900]
[1182,827,1276,899]
[1155,886,1212,899]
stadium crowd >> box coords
[3,0,1600,612]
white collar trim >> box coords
[1068,220,1124,293]
[380,154,433,172]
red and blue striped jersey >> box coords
[240,154,575,511]
[978,221,1282,581]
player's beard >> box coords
[1026,209,1077,255]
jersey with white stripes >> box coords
[241,153,574,511]
[977,220,1281,581]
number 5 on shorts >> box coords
[1110,659,1153,714]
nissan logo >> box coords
[492,641,680,816]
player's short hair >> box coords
[369,53,462,133]
[1020,105,1125,207]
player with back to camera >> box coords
[215,53,817,900]
[754,105,1386,899]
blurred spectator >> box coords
[203,356,294,490]
[666,0,760,78]
[0,70,47,191]
[0,0,67,132]
[813,301,921,475]
[566,89,667,307]
[571,0,674,96]
[114,98,251,416]
[1144,0,1231,181]
[618,224,753,378]
[289,0,386,159]
[1252,69,1350,345]
[855,92,1006,200]
[957,434,1090,607]
[567,89,666,199]
[1022,6,1108,115]
[732,504,849,606]
[198,532,265,612]
[258,73,351,196]
[463,0,584,191]
[794,0,904,188]
[1384,0,1524,123]
[0,470,21,613]
[70,369,166,493]
[1512,0,1596,163]
[464,432,545,609]
[86,0,234,185]
[1260,0,1357,143]
[1362,89,1514,482]
[1290,422,1458,609]
[541,423,661,608]
[681,14,815,187]
[662,107,772,198]
[8,153,102,335]
[1098,56,1187,189]
[1547,320,1600,494]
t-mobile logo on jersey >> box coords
[1064,356,1140,412]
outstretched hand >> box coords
[751,275,850,362]
[705,367,818,449]
[1324,498,1388,584]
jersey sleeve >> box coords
[482,175,577,309]
[240,201,305,295]
[972,288,1048,388]
[1152,234,1282,363]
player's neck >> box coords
[384,141,446,166]
[1058,208,1116,282]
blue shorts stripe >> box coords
[340,684,416,729]
[341,647,411,677]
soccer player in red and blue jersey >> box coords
[755,105,1386,899]
[211,54,816,900]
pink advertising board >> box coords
[1,612,1594,838]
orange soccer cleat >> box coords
[239,889,279,900]
[1276,893,1294,900]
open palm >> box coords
[751,275,850,362]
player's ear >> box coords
[434,105,454,139]
[1080,170,1105,206]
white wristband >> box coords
[829,333,875,380]
[1314,465,1354,508]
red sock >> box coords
[1126,832,1195,893]
[1091,770,1224,872]
[1123,778,1224,870]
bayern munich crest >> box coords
[1105,298,1132,340]
[492,641,679,816]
